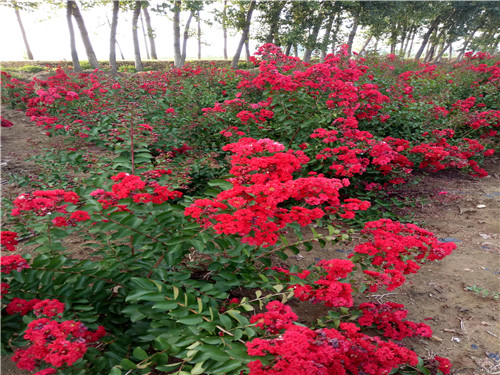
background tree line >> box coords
[4,0,500,73]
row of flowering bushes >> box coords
[1,45,498,374]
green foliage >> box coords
[79,61,93,70]
[465,285,500,300]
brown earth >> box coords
[1,107,499,374]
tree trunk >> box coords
[425,28,442,63]
[448,44,453,61]
[407,29,417,58]
[489,39,499,54]
[140,12,150,59]
[373,38,379,53]
[143,6,157,59]
[245,15,252,62]
[399,25,407,55]
[457,29,478,60]
[389,22,400,55]
[293,44,298,58]
[433,41,449,63]
[285,43,292,55]
[415,16,441,60]
[173,0,182,67]
[303,11,324,63]
[402,26,414,57]
[69,0,99,69]
[109,0,119,76]
[330,13,342,54]
[117,39,125,60]
[390,27,398,54]
[132,1,143,71]
[245,40,250,61]
[320,14,335,62]
[223,0,228,60]
[197,11,201,59]
[265,2,285,44]
[347,9,360,56]
[180,10,194,66]
[358,35,372,56]
[424,41,436,63]
[14,7,33,60]
[66,0,81,72]
[231,0,256,69]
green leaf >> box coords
[153,300,179,311]
[208,359,244,373]
[120,358,136,370]
[207,179,233,190]
[198,346,230,362]
[133,347,148,361]
[191,361,206,375]
[109,367,122,375]
[219,314,232,330]
[177,316,204,325]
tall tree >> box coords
[303,2,327,62]
[180,9,194,65]
[256,1,286,45]
[142,2,157,59]
[66,0,81,72]
[197,10,201,59]
[68,0,99,69]
[173,1,182,66]
[140,12,150,59]
[223,0,228,59]
[132,1,143,71]
[10,1,35,60]
[109,0,119,75]
[231,0,256,69]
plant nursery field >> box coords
[1,45,499,375]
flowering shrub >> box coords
[351,219,456,292]
[2,44,497,374]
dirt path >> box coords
[1,108,499,374]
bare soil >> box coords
[1,107,499,374]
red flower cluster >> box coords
[91,171,182,210]
[312,117,413,180]
[239,44,389,121]
[6,298,41,315]
[6,298,65,318]
[185,138,368,247]
[1,115,13,127]
[351,219,456,291]
[11,190,80,217]
[1,254,30,274]
[247,322,419,375]
[12,318,105,371]
[358,302,433,340]
[250,301,298,334]
[52,210,91,227]
[1,231,19,251]
[292,259,355,307]
[410,129,493,177]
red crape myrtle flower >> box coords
[291,259,355,308]
[351,219,456,292]
[11,189,80,217]
[1,231,19,251]
[358,302,433,340]
[1,254,30,274]
[250,301,298,334]
[1,115,13,127]
[12,317,106,371]
[91,171,182,212]
[246,321,419,374]
[185,138,369,247]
